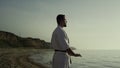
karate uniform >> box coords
[51,26,70,68]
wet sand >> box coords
[0,48,49,68]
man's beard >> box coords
[64,24,66,27]
[63,22,67,27]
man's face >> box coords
[61,17,67,27]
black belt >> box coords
[55,49,72,64]
[55,50,67,52]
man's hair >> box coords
[56,14,65,25]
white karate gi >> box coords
[51,26,70,68]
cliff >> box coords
[0,31,51,48]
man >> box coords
[51,14,82,68]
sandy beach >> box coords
[0,48,50,68]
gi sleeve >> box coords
[56,30,69,50]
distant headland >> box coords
[0,31,51,48]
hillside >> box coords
[0,31,51,48]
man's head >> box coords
[56,14,67,27]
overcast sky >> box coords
[0,0,120,50]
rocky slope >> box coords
[0,31,51,48]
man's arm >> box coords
[67,48,82,57]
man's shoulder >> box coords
[55,26,64,33]
[53,27,63,35]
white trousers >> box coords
[52,52,69,68]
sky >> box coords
[0,0,120,50]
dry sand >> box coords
[0,48,49,68]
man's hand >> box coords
[67,48,82,57]
[74,53,82,57]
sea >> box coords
[29,49,120,68]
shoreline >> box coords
[0,48,51,68]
